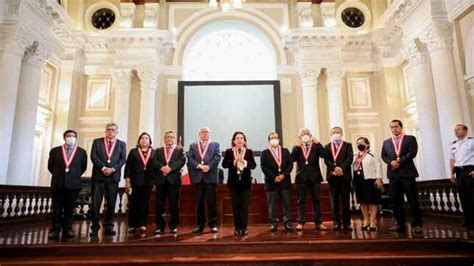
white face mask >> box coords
[269,139,279,147]
[301,135,311,143]
[331,134,342,142]
[66,136,76,146]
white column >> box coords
[7,43,49,185]
[137,70,158,140]
[111,69,133,145]
[326,68,345,129]
[421,24,464,168]
[299,69,320,138]
[0,34,25,183]
[403,41,446,178]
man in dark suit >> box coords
[89,123,127,237]
[151,130,186,235]
[186,127,221,233]
[261,132,295,232]
[324,127,354,231]
[291,128,328,231]
[47,130,88,239]
[381,119,422,233]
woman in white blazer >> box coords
[353,137,384,231]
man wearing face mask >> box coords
[47,130,88,239]
[261,132,295,232]
[381,119,422,234]
[291,128,328,231]
[324,127,354,231]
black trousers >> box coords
[128,186,151,228]
[328,178,351,226]
[296,181,322,225]
[266,188,292,226]
[456,168,474,229]
[90,180,119,231]
[51,188,79,233]
[389,177,423,228]
[194,181,218,227]
[230,188,250,231]
[156,183,181,230]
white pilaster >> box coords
[7,43,50,185]
[111,69,133,145]
[299,69,320,138]
[421,23,464,170]
[137,70,159,141]
[0,31,25,184]
[326,68,345,130]
[403,41,446,178]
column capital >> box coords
[23,41,51,68]
[111,68,132,90]
[325,68,345,88]
[420,23,453,53]
[299,68,318,87]
[137,70,159,91]
[401,40,429,66]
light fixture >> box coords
[209,0,245,11]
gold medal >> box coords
[201,160,204,165]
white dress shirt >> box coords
[450,137,474,167]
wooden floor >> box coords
[0,215,473,265]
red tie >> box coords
[108,141,112,150]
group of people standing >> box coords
[46,120,474,240]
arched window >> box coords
[183,20,277,81]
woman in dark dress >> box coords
[125,132,154,235]
[222,131,256,237]
[353,137,384,231]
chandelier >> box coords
[209,0,244,12]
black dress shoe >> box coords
[104,228,116,235]
[210,226,218,233]
[241,229,248,236]
[270,225,278,232]
[154,229,162,235]
[361,225,369,231]
[343,225,353,232]
[170,228,178,234]
[192,226,204,234]
[284,224,295,232]
[234,230,241,236]
[389,225,406,233]
[63,229,75,238]
[89,230,98,237]
[48,231,59,239]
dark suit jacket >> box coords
[186,141,221,184]
[222,148,257,190]
[90,137,127,183]
[261,147,293,191]
[291,143,328,183]
[324,141,354,181]
[151,146,186,186]
[381,134,419,179]
[124,148,155,187]
[48,145,88,190]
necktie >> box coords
[108,141,112,150]
[66,146,72,157]
[273,148,279,160]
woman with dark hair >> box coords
[353,137,383,231]
[125,132,154,235]
[222,131,256,236]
